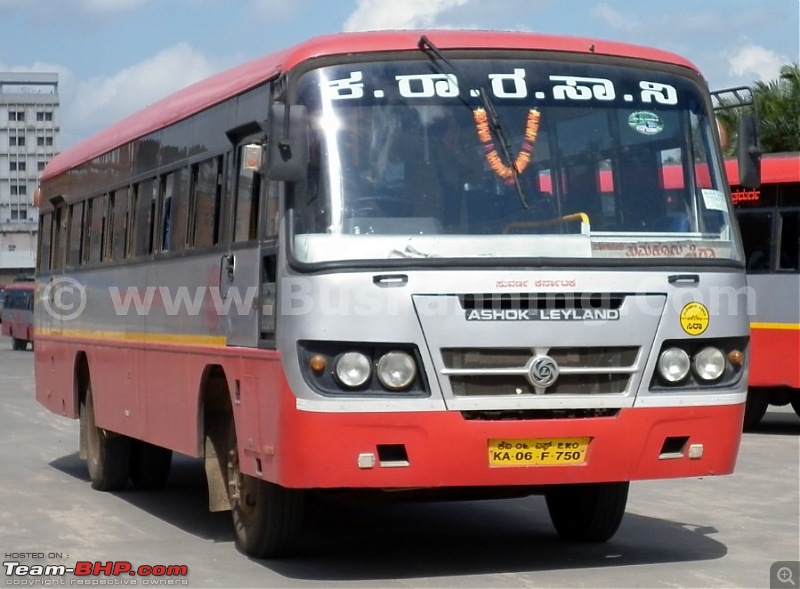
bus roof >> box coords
[42,30,699,181]
[726,152,800,186]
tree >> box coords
[714,63,800,155]
[754,63,800,153]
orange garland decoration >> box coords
[472,107,540,183]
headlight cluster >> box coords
[299,342,427,396]
[334,350,417,390]
[654,339,745,388]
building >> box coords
[0,72,59,283]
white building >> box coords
[0,72,59,283]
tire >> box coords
[545,481,629,542]
[11,337,26,351]
[226,424,304,558]
[80,385,130,491]
[743,387,770,431]
[129,440,172,490]
[791,396,800,419]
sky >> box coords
[1,0,797,150]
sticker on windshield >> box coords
[701,188,728,212]
[628,111,663,136]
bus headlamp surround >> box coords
[658,347,691,383]
[334,352,372,388]
[376,351,417,390]
[692,346,726,381]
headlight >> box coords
[376,351,417,390]
[334,352,372,388]
[693,347,726,381]
[658,348,691,383]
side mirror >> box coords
[267,104,309,183]
[737,114,761,188]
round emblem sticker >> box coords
[680,302,709,336]
[628,111,664,136]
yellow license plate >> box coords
[488,437,591,467]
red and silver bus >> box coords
[1,281,34,350]
[35,30,754,557]
[728,152,800,427]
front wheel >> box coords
[743,387,770,431]
[11,337,26,351]
[545,481,629,542]
[80,385,130,491]
[226,425,304,558]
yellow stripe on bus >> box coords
[37,327,227,347]
[750,322,800,331]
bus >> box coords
[728,152,800,428]
[1,281,34,350]
[34,30,756,558]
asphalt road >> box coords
[1,337,798,589]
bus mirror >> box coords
[267,105,309,183]
[737,114,761,188]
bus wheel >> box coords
[11,337,26,351]
[545,481,629,542]
[743,388,770,431]
[80,385,130,491]
[226,426,304,558]
[791,397,800,418]
[129,440,172,490]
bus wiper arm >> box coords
[417,35,530,209]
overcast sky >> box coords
[1,0,797,150]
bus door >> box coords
[222,139,267,348]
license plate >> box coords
[488,437,591,467]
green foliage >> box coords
[754,63,800,153]
[714,63,800,155]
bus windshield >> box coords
[291,58,740,265]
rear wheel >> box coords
[129,440,172,490]
[743,387,770,431]
[226,424,304,558]
[545,481,629,542]
[80,385,130,491]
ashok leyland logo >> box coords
[42,276,87,321]
[528,355,559,387]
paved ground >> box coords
[0,338,798,588]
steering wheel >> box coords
[346,195,413,218]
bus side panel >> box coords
[749,326,800,388]
[34,337,80,418]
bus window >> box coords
[68,201,83,267]
[38,213,52,272]
[737,211,773,271]
[778,211,799,271]
[191,158,220,248]
[234,163,261,242]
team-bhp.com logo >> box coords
[3,560,189,585]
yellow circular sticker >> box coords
[680,302,709,336]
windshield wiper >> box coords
[417,35,530,209]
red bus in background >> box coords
[1,281,35,350]
[728,152,800,428]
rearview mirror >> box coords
[267,104,309,183]
[737,114,761,188]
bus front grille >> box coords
[441,347,640,396]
